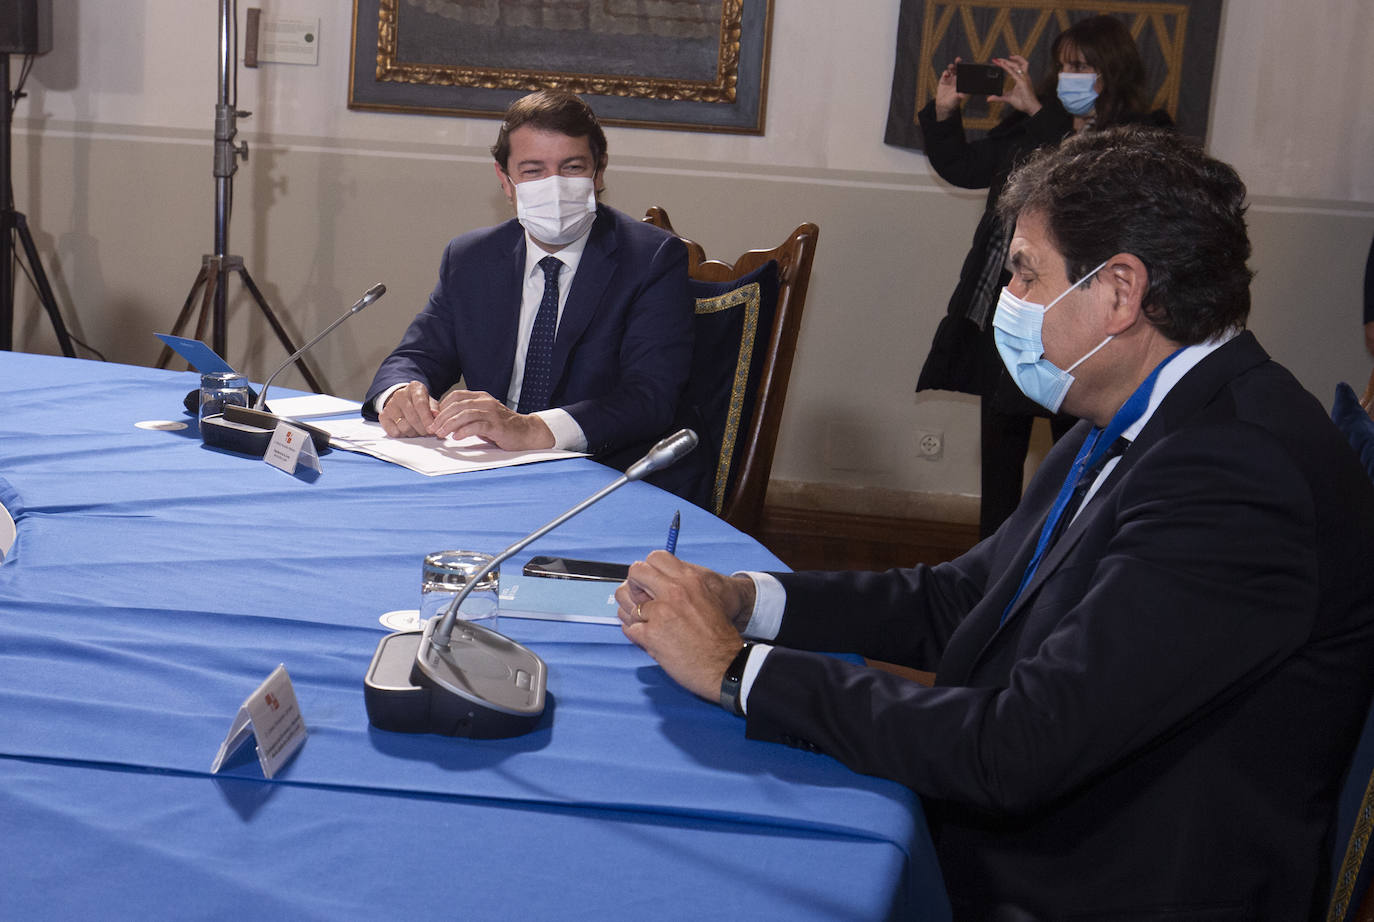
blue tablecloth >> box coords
[0,352,950,921]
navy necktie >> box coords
[997,345,1187,627]
[999,430,1129,625]
[1045,435,1130,547]
[517,255,562,414]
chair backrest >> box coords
[644,206,818,537]
[1330,698,1374,922]
[1327,365,1374,922]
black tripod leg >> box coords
[12,213,75,357]
[0,211,11,351]
[193,260,219,346]
[233,265,324,393]
[155,265,211,369]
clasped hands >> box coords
[381,380,555,450]
[615,551,757,704]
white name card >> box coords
[211,664,308,779]
[264,422,321,474]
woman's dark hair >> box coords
[1040,15,1150,126]
[490,89,608,174]
[998,126,1253,344]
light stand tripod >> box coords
[0,51,74,357]
[155,0,321,392]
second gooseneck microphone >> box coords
[428,428,700,649]
[255,282,386,411]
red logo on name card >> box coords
[265,693,280,710]
[286,431,293,444]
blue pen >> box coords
[666,510,680,555]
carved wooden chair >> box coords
[1326,366,1374,922]
[643,206,818,537]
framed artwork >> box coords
[884,0,1224,150]
[349,0,774,134]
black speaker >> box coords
[0,0,51,56]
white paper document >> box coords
[312,417,585,476]
[264,394,362,419]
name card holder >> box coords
[265,422,322,474]
[211,664,308,779]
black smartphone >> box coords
[523,555,630,583]
[955,62,1005,95]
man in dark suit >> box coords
[365,90,692,474]
[615,128,1374,919]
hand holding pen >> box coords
[666,510,680,555]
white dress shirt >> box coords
[372,227,593,451]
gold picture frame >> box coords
[349,0,774,134]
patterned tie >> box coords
[1044,435,1131,548]
[517,255,562,414]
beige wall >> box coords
[8,0,1374,511]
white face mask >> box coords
[512,174,597,246]
[992,260,1112,413]
[1057,71,1099,116]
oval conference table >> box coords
[0,352,951,921]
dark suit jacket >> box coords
[750,332,1374,920]
[366,205,695,478]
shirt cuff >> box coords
[737,571,785,641]
[534,408,587,452]
[372,383,406,417]
[732,571,785,718]
[738,643,772,716]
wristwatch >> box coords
[719,642,755,717]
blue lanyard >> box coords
[999,348,1183,625]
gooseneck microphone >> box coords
[255,282,386,411]
[201,283,386,456]
[363,429,700,738]
[430,427,698,649]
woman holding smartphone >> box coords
[915,15,1172,538]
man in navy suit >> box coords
[365,90,692,474]
[614,128,1374,919]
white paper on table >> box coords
[312,417,585,476]
[265,394,362,419]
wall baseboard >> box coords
[759,481,979,572]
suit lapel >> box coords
[548,209,615,393]
[936,431,1086,683]
[959,332,1272,666]
[489,227,526,404]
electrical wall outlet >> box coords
[916,429,943,461]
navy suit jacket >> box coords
[366,205,694,476]
[750,332,1374,920]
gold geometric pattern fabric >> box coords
[883,0,1221,149]
[914,1,1187,131]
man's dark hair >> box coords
[1047,15,1149,126]
[998,126,1253,344]
[490,89,608,174]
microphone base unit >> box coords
[364,618,547,738]
[200,404,332,457]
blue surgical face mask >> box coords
[992,260,1111,413]
[1057,71,1098,116]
